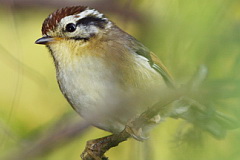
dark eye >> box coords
[65,23,76,32]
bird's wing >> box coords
[134,44,174,88]
[149,52,175,88]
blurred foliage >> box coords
[0,0,240,160]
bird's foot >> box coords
[125,114,161,141]
[125,120,148,141]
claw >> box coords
[125,114,162,141]
[125,122,149,141]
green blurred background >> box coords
[0,0,240,159]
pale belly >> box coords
[56,55,165,133]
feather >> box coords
[134,43,175,88]
[42,6,87,35]
[150,52,175,88]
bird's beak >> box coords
[35,36,56,45]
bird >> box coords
[35,6,237,141]
[35,6,174,137]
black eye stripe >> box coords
[76,16,107,29]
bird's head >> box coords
[35,6,113,46]
[35,6,118,66]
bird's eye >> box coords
[65,23,76,32]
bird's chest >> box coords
[54,52,165,132]
[56,55,123,116]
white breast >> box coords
[56,53,165,132]
[58,55,118,113]
[56,55,126,131]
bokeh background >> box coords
[0,0,240,160]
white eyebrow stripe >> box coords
[59,9,109,28]
[59,8,112,30]
[78,9,104,19]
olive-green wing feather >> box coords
[134,44,174,88]
[149,52,175,88]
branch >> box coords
[81,90,183,160]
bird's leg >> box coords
[125,120,148,141]
[81,130,130,160]
[125,114,161,141]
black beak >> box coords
[35,36,55,45]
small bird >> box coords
[35,6,173,135]
[35,6,236,141]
